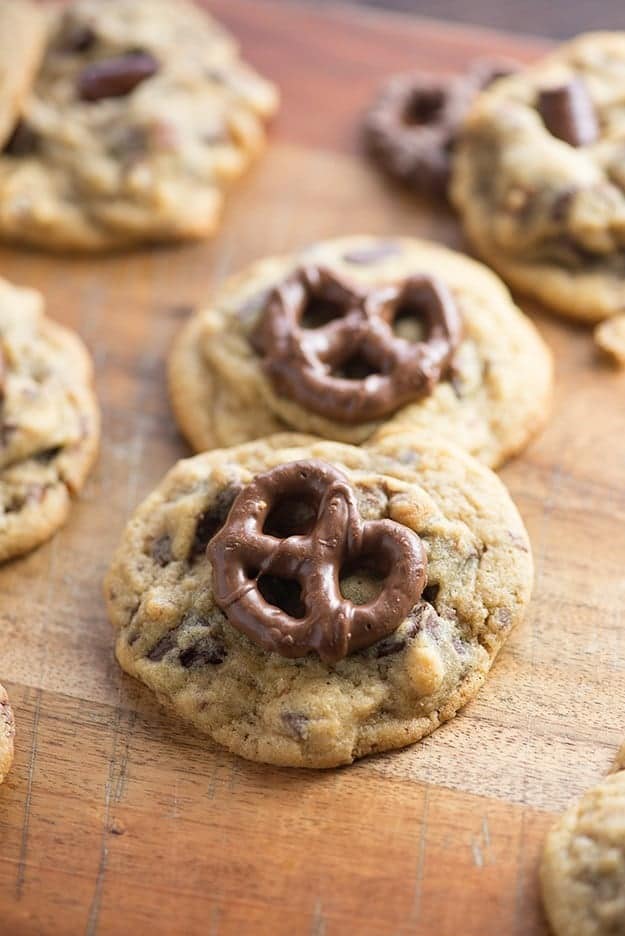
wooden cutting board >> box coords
[1,2,624,933]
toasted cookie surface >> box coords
[0,277,99,562]
[169,235,552,468]
[0,0,278,250]
[0,684,15,785]
[105,431,533,768]
[541,757,625,936]
[452,33,625,322]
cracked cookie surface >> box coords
[105,430,533,768]
[0,277,99,561]
[168,235,552,468]
[452,33,625,321]
[0,684,14,784]
[541,754,625,936]
[0,0,278,251]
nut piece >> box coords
[594,314,625,365]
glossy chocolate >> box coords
[538,78,599,147]
[208,460,427,663]
[251,267,462,424]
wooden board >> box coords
[1,2,624,933]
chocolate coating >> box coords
[251,266,462,424]
[538,78,599,147]
[207,460,427,663]
[364,59,518,198]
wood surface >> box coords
[1,2,624,934]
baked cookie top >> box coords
[0,0,278,250]
[0,277,99,562]
[105,430,533,768]
[541,756,625,936]
[452,33,625,322]
[0,1,49,150]
[168,235,553,468]
[0,684,15,784]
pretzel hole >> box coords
[339,555,388,607]
[300,292,347,329]
[263,494,318,537]
[333,351,381,381]
[256,574,306,619]
[403,88,445,127]
[392,298,429,343]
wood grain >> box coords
[0,2,623,934]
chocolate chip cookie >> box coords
[0,684,15,784]
[541,751,625,936]
[0,276,100,561]
[0,0,278,250]
[105,430,533,768]
[168,235,553,468]
[452,33,625,322]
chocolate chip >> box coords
[281,711,309,742]
[374,635,407,658]
[151,534,173,567]
[551,186,577,223]
[179,637,227,668]
[494,608,512,629]
[35,446,63,464]
[108,125,149,161]
[452,635,470,656]
[60,24,96,53]
[190,484,242,559]
[0,423,17,447]
[343,242,402,265]
[5,484,49,514]
[147,632,176,662]
[3,122,39,157]
[78,52,159,102]
[374,602,426,657]
[538,78,599,147]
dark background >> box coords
[314,0,625,39]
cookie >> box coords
[540,752,625,936]
[0,684,15,784]
[0,277,100,562]
[595,314,625,365]
[105,430,533,768]
[168,235,553,468]
[0,0,278,250]
[364,59,516,198]
[0,1,49,150]
[452,33,625,322]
